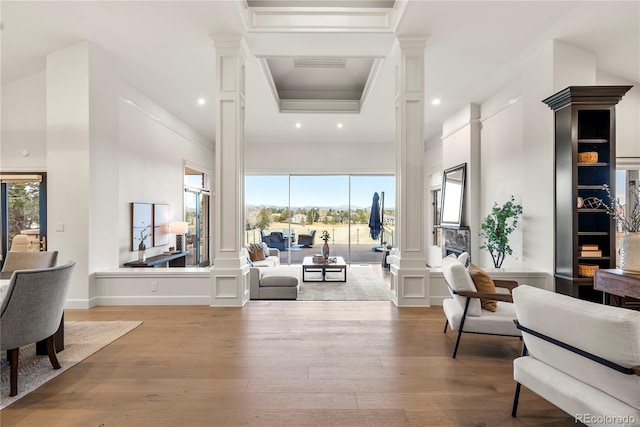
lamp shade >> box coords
[170,221,189,234]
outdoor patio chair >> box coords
[261,232,288,251]
[9,235,30,252]
[282,228,295,244]
[298,230,316,247]
[2,251,59,274]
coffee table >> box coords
[302,256,347,282]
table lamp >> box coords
[171,221,189,252]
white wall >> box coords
[118,87,214,266]
[245,142,394,175]
[441,104,481,263]
[46,42,93,308]
[597,70,640,159]
[2,41,213,308]
[478,80,524,269]
[1,72,47,170]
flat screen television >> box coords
[440,163,466,228]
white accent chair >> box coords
[441,254,521,358]
[511,285,640,426]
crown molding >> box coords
[238,3,406,33]
[279,99,360,113]
[256,57,281,111]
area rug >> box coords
[0,320,142,409]
[297,265,394,301]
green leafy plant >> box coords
[479,196,523,268]
[320,230,331,243]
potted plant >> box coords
[137,223,151,261]
[479,196,523,269]
[320,230,331,259]
[603,183,640,272]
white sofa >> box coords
[249,266,299,300]
[242,246,298,300]
[244,246,280,268]
[512,285,640,426]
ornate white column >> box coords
[210,34,250,307]
[389,35,430,307]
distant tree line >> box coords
[245,205,394,230]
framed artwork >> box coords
[153,203,170,247]
[131,203,153,251]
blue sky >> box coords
[246,175,395,209]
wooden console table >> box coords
[593,269,640,309]
[124,251,188,268]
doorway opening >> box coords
[1,173,48,263]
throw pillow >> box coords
[247,243,266,262]
[468,263,497,312]
[261,242,270,258]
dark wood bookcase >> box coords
[543,86,631,300]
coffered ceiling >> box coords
[259,56,382,112]
[1,1,638,151]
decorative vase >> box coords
[619,232,640,273]
[138,242,146,262]
[323,242,330,260]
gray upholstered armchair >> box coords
[298,230,316,247]
[1,251,59,274]
[0,261,75,396]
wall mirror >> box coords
[440,163,466,228]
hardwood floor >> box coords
[1,301,576,426]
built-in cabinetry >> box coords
[543,86,631,300]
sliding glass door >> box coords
[350,176,395,261]
[245,174,394,264]
[290,175,349,262]
[184,166,211,267]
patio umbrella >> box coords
[369,192,382,240]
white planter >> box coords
[619,232,640,273]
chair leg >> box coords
[511,382,522,417]
[443,319,449,333]
[452,329,464,358]
[8,348,19,396]
[46,335,61,369]
[452,297,471,359]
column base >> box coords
[390,259,430,307]
[211,265,250,307]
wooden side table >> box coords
[593,269,640,309]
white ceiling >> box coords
[2,1,638,151]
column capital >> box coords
[210,34,250,58]
[396,35,430,50]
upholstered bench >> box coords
[249,267,299,300]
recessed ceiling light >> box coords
[432,98,441,106]
[337,123,343,129]
[295,123,301,128]
[197,98,206,105]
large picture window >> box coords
[245,175,394,265]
